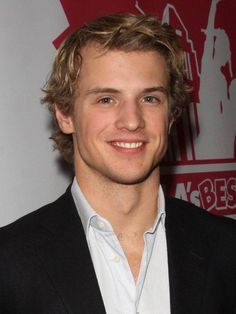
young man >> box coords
[0,13,236,314]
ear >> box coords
[55,105,74,134]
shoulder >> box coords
[0,186,76,251]
[166,196,236,223]
[166,197,236,239]
[165,197,236,262]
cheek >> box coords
[90,109,114,128]
[76,111,112,142]
[148,111,169,134]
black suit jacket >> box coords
[0,187,236,314]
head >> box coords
[42,13,190,164]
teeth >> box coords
[112,142,143,148]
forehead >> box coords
[77,43,169,88]
[80,42,167,68]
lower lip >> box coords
[109,143,146,155]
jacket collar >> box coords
[35,187,106,314]
[32,188,208,314]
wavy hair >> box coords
[41,13,191,163]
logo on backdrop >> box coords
[163,0,236,163]
[57,0,236,215]
[160,0,236,215]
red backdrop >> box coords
[55,0,236,217]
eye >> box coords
[142,95,160,104]
[98,97,113,105]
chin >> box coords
[106,167,158,186]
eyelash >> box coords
[142,95,161,104]
[96,95,163,105]
[97,97,113,104]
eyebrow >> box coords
[85,86,169,96]
[142,86,169,96]
[85,87,120,96]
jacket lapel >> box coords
[29,189,209,314]
[165,198,208,314]
[35,188,106,314]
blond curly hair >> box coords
[42,13,191,163]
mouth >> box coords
[111,141,144,149]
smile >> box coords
[111,142,143,148]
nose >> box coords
[115,100,145,131]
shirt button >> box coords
[97,221,105,230]
[113,255,121,263]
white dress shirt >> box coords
[71,178,170,314]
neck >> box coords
[75,165,161,281]
[75,168,160,235]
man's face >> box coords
[59,44,170,185]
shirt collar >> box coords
[71,177,97,234]
[71,177,166,235]
[147,185,166,233]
